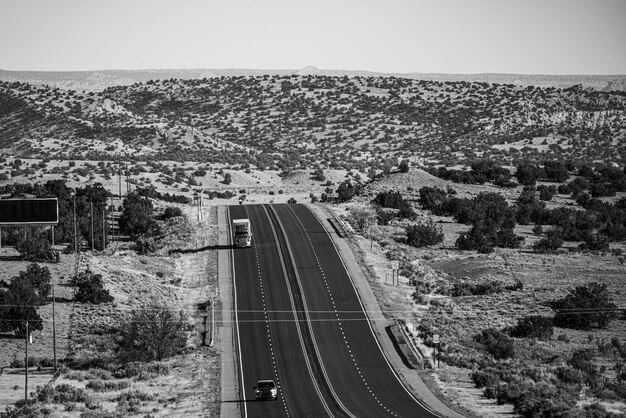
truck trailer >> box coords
[232,218,252,247]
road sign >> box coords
[391,261,399,270]
[0,198,58,225]
[432,334,440,344]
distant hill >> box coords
[1,68,625,92]
[1,74,624,171]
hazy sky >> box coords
[1,0,624,74]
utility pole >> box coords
[73,192,78,278]
[118,158,122,198]
[90,202,94,251]
[102,207,106,250]
[52,277,57,370]
[24,320,29,401]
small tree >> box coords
[509,316,554,340]
[551,282,618,329]
[406,219,444,248]
[348,204,377,232]
[398,159,410,173]
[0,265,49,336]
[474,328,515,360]
[70,270,113,304]
[119,193,161,239]
[15,232,60,263]
[118,299,190,362]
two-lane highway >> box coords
[230,204,442,418]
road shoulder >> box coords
[217,205,241,418]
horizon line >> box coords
[1,67,625,78]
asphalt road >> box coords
[229,204,442,418]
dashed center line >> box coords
[252,238,291,417]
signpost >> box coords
[432,334,440,368]
[391,261,399,286]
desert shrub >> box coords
[15,232,60,263]
[118,299,191,362]
[509,316,554,340]
[533,230,563,253]
[543,160,569,183]
[551,282,618,329]
[115,390,155,403]
[405,219,444,248]
[569,348,600,385]
[70,271,113,304]
[555,366,584,385]
[36,383,88,403]
[135,236,158,255]
[336,180,363,202]
[119,193,161,239]
[347,204,377,232]
[86,379,131,392]
[450,280,505,297]
[0,267,47,336]
[162,206,183,219]
[474,328,515,360]
[113,361,170,380]
[372,191,414,218]
[515,162,542,186]
[578,233,610,252]
[471,370,499,388]
[537,185,557,201]
[418,186,449,215]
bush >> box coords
[474,328,515,360]
[70,271,113,304]
[118,299,191,362]
[36,383,88,403]
[551,282,618,329]
[86,379,131,392]
[15,232,59,263]
[372,191,414,218]
[418,186,449,214]
[162,206,183,219]
[450,280,505,297]
[578,233,610,252]
[471,370,499,388]
[0,264,49,336]
[533,233,563,253]
[509,316,554,340]
[406,220,444,248]
[135,236,158,255]
[119,193,161,239]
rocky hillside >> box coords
[1,75,625,170]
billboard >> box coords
[0,198,59,225]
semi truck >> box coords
[232,218,252,247]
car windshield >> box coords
[258,381,275,389]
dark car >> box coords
[287,198,297,204]
[254,379,278,400]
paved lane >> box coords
[272,203,441,418]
